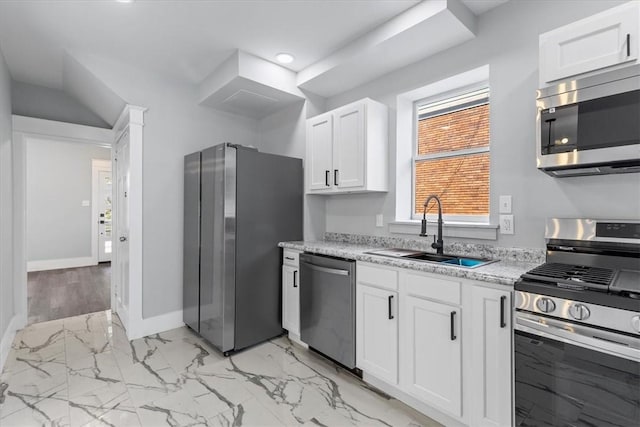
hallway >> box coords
[27,264,110,325]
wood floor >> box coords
[27,263,111,325]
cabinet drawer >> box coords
[357,263,398,291]
[283,249,300,267]
[402,270,461,306]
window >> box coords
[413,88,490,222]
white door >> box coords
[306,113,334,191]
[97,169,113,262]
[471,286,512,427]
[282,265,300,336]
[114,129,130,323]
[401,296,462,417]
[333,103,365,189]
[356,284,398,384]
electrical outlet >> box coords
[81,200,90,207]
[500,215,514,234]
[499,195,512,214]
[375,214,384,227]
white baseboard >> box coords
[288,332,308,348]
[27,256,96,272]
[127,309,184,340]
[1,315,21,374]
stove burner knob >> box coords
[536,297,556,313]
[632,316,640,334]
[569,303,590,321]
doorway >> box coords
[23,134,113,324]
[92,159,113,263]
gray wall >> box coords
[12,80,110,128]
[322,0,640,249]
[0,48,13,340]
[257,96,327,241]
[26,138,110,262]
[72,53,262,318]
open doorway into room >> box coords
[25,135,113,325]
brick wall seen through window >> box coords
[414,90,490,219]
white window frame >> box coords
[411,85,491,224]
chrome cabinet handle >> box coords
[500,295,507,328]
[388,295,394,320]
[293,270,298,288]
[325,170,331,187]
[627,33,631,57]
[285,256,295,261]
[119,236,127,242]
[334,169,339,186]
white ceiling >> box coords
[0,0,509,93]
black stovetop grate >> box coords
[526,263,615,287]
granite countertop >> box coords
[279,240,541,287]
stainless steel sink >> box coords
[365,248,496,268]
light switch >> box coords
[81,200,90,207]
[499,195,512,214]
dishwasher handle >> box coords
[302,262,350,276]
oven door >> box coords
[515,312,640,427]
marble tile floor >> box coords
[0,310,442,427]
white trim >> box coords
[12,115,112,145]
[389,220,498,240]
[111,105,147,340]
[396,65,490,224]
[0,315,20,373]
[12,131,28,334]
[415,146,490,161]
[91,159,112,264]
[12,116,115,333]
[27,256,96,272]
[130,310,185,340]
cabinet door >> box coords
[402,296,462,417]
[333,103,365,189]
[306,113,334,191]
[356,284,398,384]
[471,286,512,427]
[282,265,300,335]
[540,3,639,83]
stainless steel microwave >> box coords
[536,65,640,177]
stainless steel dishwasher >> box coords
[299,253,356,368]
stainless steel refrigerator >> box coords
[183,143,303,355]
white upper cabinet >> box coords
[306,114,334,191]
[306,98,388,194]
[539,1,640,85]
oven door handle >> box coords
[515,314,640,362]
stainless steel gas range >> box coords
[514,218,640,427]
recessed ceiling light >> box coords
[116,0,134,3]
[275,53,295,64]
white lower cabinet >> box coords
[356,284,398,384]
[282,265,300,335]
[352,262,513,427]
[401,295,462,417]
[282,250,301,337]
[470,285,512,427]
